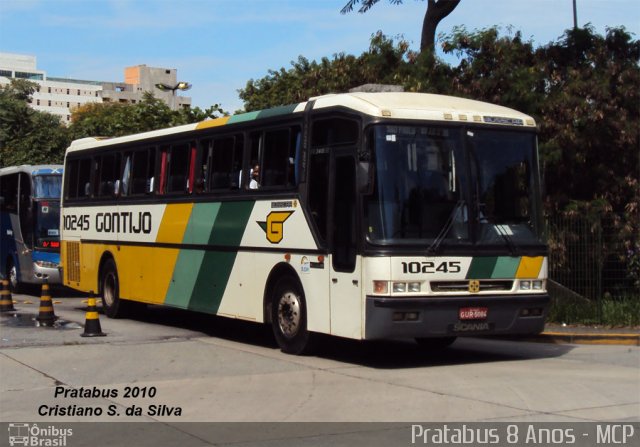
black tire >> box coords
[271,276,313,355]
[415,336,457,351]
[100,258,124,318]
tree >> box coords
[239,32,413,111]
[70,92,228,139]
[341,0,461,53]
[0,79,70,166]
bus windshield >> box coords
[34,175,62,199]
[34,200,61,250]
[365,124,543,250]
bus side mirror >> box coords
[358,162,374,195]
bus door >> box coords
[329,153,362,339]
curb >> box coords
[535,331,640,346]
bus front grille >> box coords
[66,242,80,282]
[430,280,514,293]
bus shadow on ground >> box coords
[107,304,574,369]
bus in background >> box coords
[0,165,63,291]
[60,92,549,354]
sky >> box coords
[1,0,638,113]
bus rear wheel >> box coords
[271,276,313,355]
[100,258,124,318]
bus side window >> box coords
[131,149,152,195]
[209,136,242,191]
[64,160,79,200]
[166,143,190,194]
[2,174,19,211]
[18,172,33,248]
[121,154,132,196]
[96,153,121,198]
[78,158,92,198]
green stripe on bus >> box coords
[256,104,299,119]
[227,111,260,124]
[208,202,255,246]
[491,256,521,278]
[182,203,221,244]
[466,257,498,279]
[187,201,255,312]
[164,250,206,308]
[188,251,237,312]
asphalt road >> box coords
[1,289,638,446]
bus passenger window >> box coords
[96,154,121,198]
[209,137,239,190]
[121,154,132,196]
[131,149,151,195]
[166,143,190,194]
[262,129,289,188]
[78,158,91,198]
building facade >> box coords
[0,52,191,124]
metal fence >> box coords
[546,213,639,306]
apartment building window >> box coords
[77,89,81,95]
[48,100,51,106]
[48,87,51,93]
[37,100,40,106]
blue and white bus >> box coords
[0,165,63,291]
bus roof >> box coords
[0,165,63,176]
[66,92,536,153]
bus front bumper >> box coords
[364,294,550,340]
[32,263,62,285]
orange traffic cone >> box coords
[81,291,106,337]
[36,281,57,326]
[0,279,16,313]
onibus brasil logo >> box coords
[8,423,73,446]
[257,211,294,244]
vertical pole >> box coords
[573,0,578,29]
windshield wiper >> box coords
[426,200,465,255]
[495,224,518,256]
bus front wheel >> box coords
[100,258,123,318]
[271,276,313,355]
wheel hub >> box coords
[278,292,300,338]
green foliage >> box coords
[0,79,70,167]
[239,32,412,111]
[548,293,640,327]
[69,92,228,140]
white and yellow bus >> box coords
[60,92,549,354]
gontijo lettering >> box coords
[95,211,152,234]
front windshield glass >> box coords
[365,124,543,250]
[34,201,60,251]
[365,125,467,245]
[34,175,62,199]
[470,129,542,246]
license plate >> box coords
[459,307,488,320]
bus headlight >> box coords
[35,261,58,269]
[392,282,406,293]
[519,280,543,291]
[408,282,421,293]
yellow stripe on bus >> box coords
[516,256,544,278]
[195,116,230,130]
[156,203,193,244]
